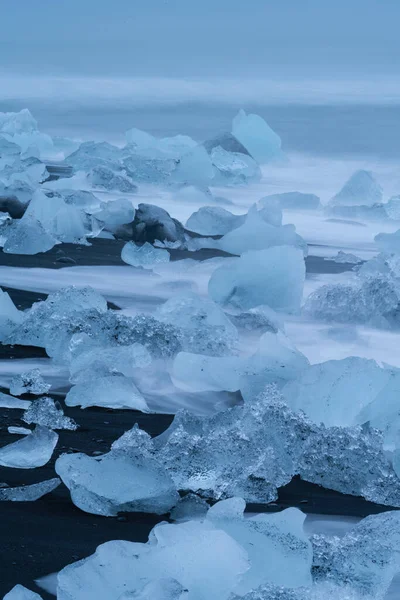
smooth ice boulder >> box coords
[23,397,78,431]
[375,229,400,254]
[171,146,214,187]
[231,109,283,163]
[210,146,261,185]
[10,368,51,396]
[89,166,138,193]
[218,207,306,256]
[56,448,179,517]
[0,288,23,341]
[3,585,43,600]
[121,241,170,269]
[65,374,149,411]
[208,246,306,313]
[0,478,61,502]
[172,352,244,392]
[57,520,248,600]
[3,219,57,255]
[0,426,58,469]
[328,170,383,208]
[261,192,321,211]
[283,357,392,427]
[186,206,244,235]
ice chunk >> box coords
[133,204,185,244]
[23,397,78,431]
[283,357,392,427]
[65,141,122,172]
[0,392,31,409]
[170,493,209,522]
[0,288,23,341]
[56,447,179,516]
[3,585,43,600]
[210,146,261,185]
[228,305,282,334]
[57,521,248,600]
[172,146,214,187]
[111,423,154,454]
[218,207,306,256]
[257,197,283,227]
[232,109,283,163]
[173,352,243,392]
[94,198,135,230]
[10,369,51,396]
[3,219,57,255]
[0,179,35,207]
[122,153,177,184]
[186,206,244,235]
[329,170,383,208]
[261,192,321,211]
[329,250,361,264]
[385,195,400,220]
[375,229,400,254]
[8,426,32,435]
[0,135,21,156]
[207,502,312,592]
[62,189,102,212]
[89,166,138,193]
[0,109,53,156]
[121,241,170,269]
[209,247,306,313]
[0,478,60,501]
[125,127,196,159]
[0,426,58,469]
[65,374,149,411]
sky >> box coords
[1,0,399,78]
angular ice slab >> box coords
[125,127,196,159]
[208,246,305,313]
[328,170,383,208]
[261,192,321,211]
[210,146,261,185]
[3,219,57,255]
[171,146,214,187]
[0,426,58,469]
[0,288,23,341]
[23,397,78,431]
[3,585,43,600]
[10,368,51,396]
[283,357,393,427]
[375,229,400,254]
[89,166,138,193]
[65,374,149,411]
[133,203,185,244]
[56,448,179,516]
[0,392,31,409]
[186,206,244,236]
[0,478,61,501]
[94,198,135,230]
[232,109,283,163]
[330,250,361,264]
[121,241,170,269]
[0,108,53,156]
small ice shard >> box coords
[0,287,23,341]
[65,374,149,411]
[329,170,383,207]
[172,352,243,392]
[8,426,31,435]
[210,146,261,185]
[261,192,321,211]
[186,206,244,235]
[283,357,392,427]
[0,477,61,501]
[208,246,306,313]
[10,369,51,396]
[57,521,248,600]
[133,204,185,244]
[0,426,58,469]
[375,229,400,254]
[232,109,283,163]
[23,397,78,431]
[89,166,138,193]
[0,392,31,409]
[170,493,209,522]
[329,250,361,264]
[121,241,170,269]
[172,145,214,187]
[3,219,57,255]
[2,585,43,600]
[56,447,179,516]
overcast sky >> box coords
[1,0,398,77]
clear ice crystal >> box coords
[0,426,58,469]
[23,397,78,431]
[10,368,51,396]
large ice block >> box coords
[328,170,383,208]
[232,109,283,163]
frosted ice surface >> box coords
[3,219,57,255]
[0,478,60,501]
[0,392,31,409]
[282,357,392,427]
[257,197,283,227]
[56,448,179,516]
[23,397,78,431]
[94,198,135,229]
[330,251,361,264]
[122,153,177,184]
[57,521,248,600]
[208,246,306,313]
[89,165,138,193]
[0,109,53,156]
[0,426,58,469]
[207,502,312,592]
[186,206,244,235]
[232,109,283,163]
[385,195,400,220]
[172,352,244,392]
[328,170,383,208]
[121,241,170,268]
[228,305,283,334]
[62,189,102,212]
[65,374,149,411]
[375,229,400,254]
[65,141,122,172]
[111,424,154,454]
[3,585,43,600]
[10,369,51,396]
[0,288,23,341]
[261,192,321,211]
[172,146,214,187]
[210,146,261,185]
[118,579,186,600]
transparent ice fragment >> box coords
[125,127,196,159]
[172,146,215,187]
[121,241,170,269]
[172,352,244,392]
[10,369,51,396]
[232,109,283,163]
[170,493,209,522]
[111,424,154,455]
[65,141,122,172]
[210,146,261,185]
[23,397,78,431]
[95,198,135,229]
[65,374,149,411]
[329,170,383,208]
[8,426,32,435]
[0,477,60,501]
[329,250,361,264]
[0,392,31,409]
[186,206,244,235]
[3,584,43,600]
[89,166,137,193]
[3,219,57,255]
[385,195,400,221]
[0,426,58,469]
